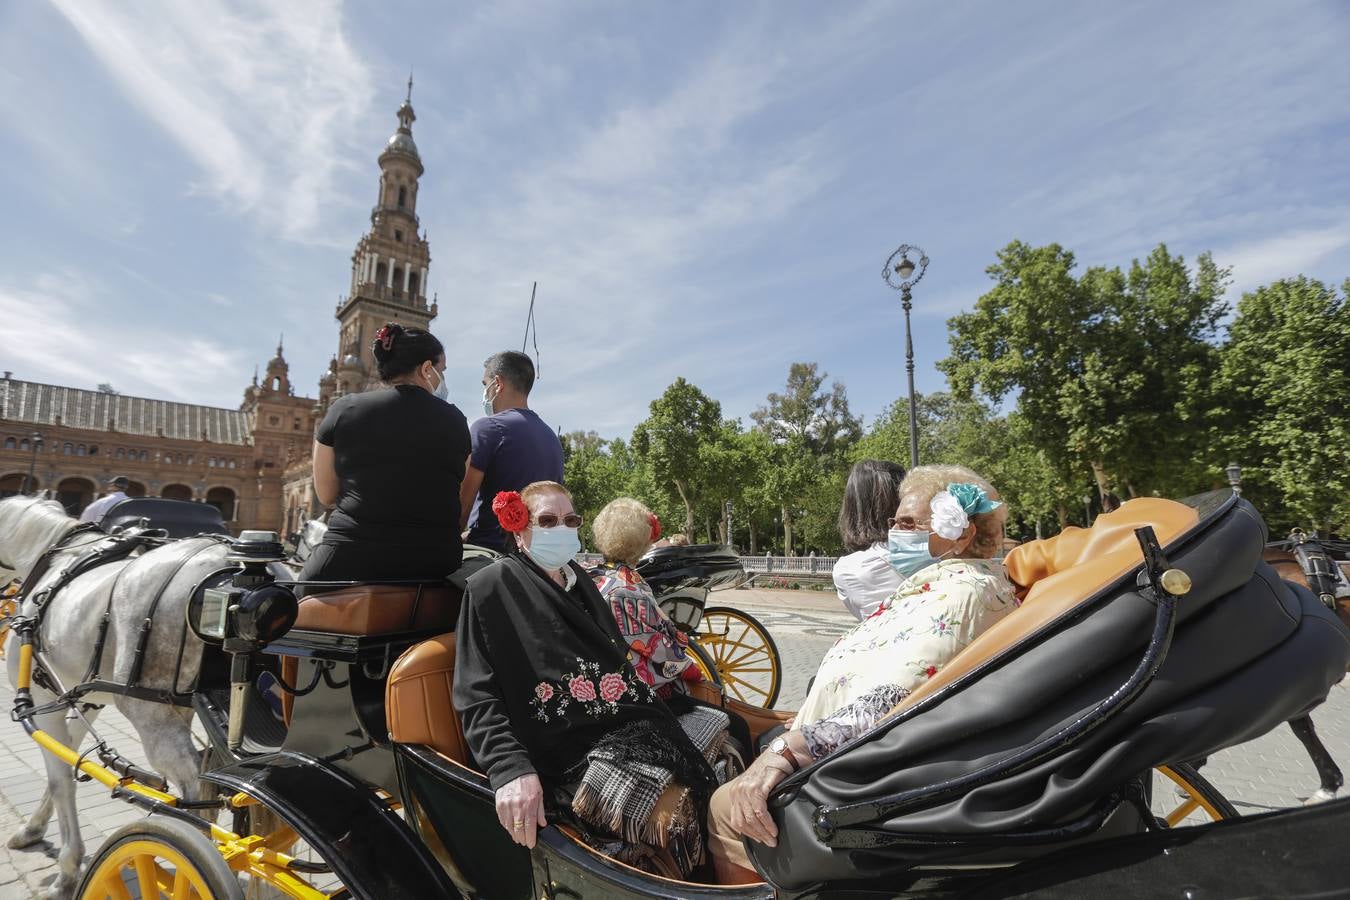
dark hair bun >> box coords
[370,323,444,382]
[371,323,406,362]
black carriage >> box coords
[12,489,1350,899]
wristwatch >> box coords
[767,735,800,771]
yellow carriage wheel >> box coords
[78,816,244,900]
[1151,763,1239,827]
[694,606,781,708]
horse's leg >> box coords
[1290,714,1343,804]
[16,708,91,898]
[117,699,208,807]
[7,705,102,851]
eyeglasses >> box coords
[887,517,925,529]
[534,513,583,529]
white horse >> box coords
[0,496,231,897]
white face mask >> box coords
[428,367,449,401]
[481,380,501,417]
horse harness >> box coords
[10,523,229,713]
[1275,530,1347,610]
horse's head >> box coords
[0,495,74,580]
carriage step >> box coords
[199,686,288,756]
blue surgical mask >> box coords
[526,525,580,571]
[887,528,937,578]
[430,369,449,402]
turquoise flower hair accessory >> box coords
[947,482,1002,516]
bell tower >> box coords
[335,77,437,395]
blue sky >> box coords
[2,1,1348,439]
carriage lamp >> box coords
[187,532,298,751]
[1225,462,1243,493]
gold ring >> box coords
[513,820,525,828]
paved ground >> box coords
[0,586,1346,897]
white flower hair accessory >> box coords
[929,490,969,540]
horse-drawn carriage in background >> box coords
[2,488,1349,898]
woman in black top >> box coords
[300,323,471,586]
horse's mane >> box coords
[0,496,78,578]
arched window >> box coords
[115,448,125,459]
[139,450,148,461]
[75,444,86,456]
[3,437,14,450]
[63,442,73,455]
[393,268,404,294]
[408,272,420,298]
[88,445,98,455]
[227,459,236,470]
[375,262,387,286]
[19,439,29,451]
[397,185,407,209]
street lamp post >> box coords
[1082,494,1093,525]
[883,244,930,469]
[25,432,43,494]
[1225,461,1243,494]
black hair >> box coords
[371,323,444,382]
[837,459,907,552]
[483,350,536,395]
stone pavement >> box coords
[0,587,1346,897]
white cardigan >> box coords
[831,542,903,620]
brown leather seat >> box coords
[294,584,462,636]
[892,497,1199,715]
[385,632,472,765]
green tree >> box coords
[1212,277,1350,533]
[941,241,1227,515]
[752,363,861,554]
[631,378,724,537]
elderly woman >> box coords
[588,498,700,695]
[707,464,1016,882]
[832,459,908,620]
[453,482,725,877]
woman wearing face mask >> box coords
[705,464,1015,883]
[454,482,727,878]
[300,322,470,589]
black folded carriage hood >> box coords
[749,495,1350,892]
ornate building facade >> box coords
[0,85,437,537]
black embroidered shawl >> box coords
[453,553,691,791]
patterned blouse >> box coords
[589,562,697,694]
[796,557,1017,758]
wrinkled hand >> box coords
[495,773,548,849]
[725,753,793,847]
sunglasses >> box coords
[534,513,583,529]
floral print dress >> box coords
[794,557,1017,756]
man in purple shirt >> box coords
[459,350,565,551]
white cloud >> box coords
[47,0,375,244]
[0,272,248,404]
[1218,224,1350,298]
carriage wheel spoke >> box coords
[103,871,134,900]
[1165,798,1201,827]
[133,853,164,898]
[171,866,194,900]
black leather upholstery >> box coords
[749,497,1350,890]
[101,497,229,538]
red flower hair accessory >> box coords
[492,491,530,533]
[648,512,661,543]
[374,325,397,351]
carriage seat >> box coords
[294,583,462,635]
[891,497,1199,716]
[385,632,472,765]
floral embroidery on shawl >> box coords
[531,658,653,723]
